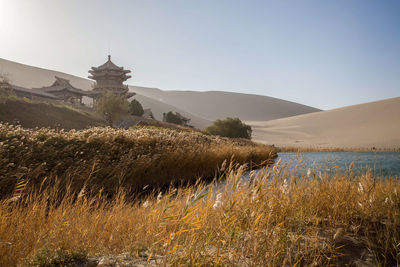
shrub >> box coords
[128,99,144,116]
[205,117,252,139]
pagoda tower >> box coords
[88,55,135,100]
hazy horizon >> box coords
[1,0,399,110]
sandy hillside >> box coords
[133,94,211,128]
[1,57,321,128]
[0,58,210,128]
[0,58,93,89]
[247,97,400,149]
[131,86,321,121]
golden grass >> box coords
[0,163,399,266]
[0,123,276,198]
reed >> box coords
[0,123,276,198]
[0,162,399,266]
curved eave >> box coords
[90,66,131,73]
[88,74,131,80]
[89,70,130,76]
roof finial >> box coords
[108,55,111,61]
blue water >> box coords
[276,152,400,177]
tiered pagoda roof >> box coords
[88,55,132,82]
[88,55,135,98]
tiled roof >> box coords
[10,85,60,99]
[91,55,131,73]
[34,76,91,96]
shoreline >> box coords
[277,146,400,152]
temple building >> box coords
[88,55,135,101]
[33,76,91,104]
[1,56,137,107]
[1,81,60,101]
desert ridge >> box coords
[0,57,320,129]
[2,57,400,149]
[247,97,400,149]
[130,86,321,121]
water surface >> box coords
[276,152,400,177]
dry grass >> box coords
[0,163,399,266]
[0,123,276,198]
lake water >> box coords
[275,152,400,177]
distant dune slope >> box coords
[247,97,400,148]
[1,57,320,128]
[0,58,210,128]
[0,58,93,89]
[130,86,321,121]
[133,94,211,128]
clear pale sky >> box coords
[1,0,399,110]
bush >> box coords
[129,99,144,116]
[205,117,252,139]
[94,93,129,126]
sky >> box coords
[0,0,399,110]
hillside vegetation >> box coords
[0,98,104,130]
[0,123,276,198]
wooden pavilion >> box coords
[34,76,91,104]
[88,55,135,101]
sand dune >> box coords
[133,94,211,128]
[131,86,321,121]
[1,57,321,129]
[247,97,400,148]
[6,57,398,148]
[0,58,210,128]
[0,58,93,90]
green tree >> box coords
[164,111,181,125]
[0,74,10,104]
[128,99,144,116]
[94,92,129,127]
[205,117,252,139]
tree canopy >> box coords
[205,117,252,139]
[128,99,144,116]
[0,74,11,104]
[164,111,186,125]
[94,93,129,127]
